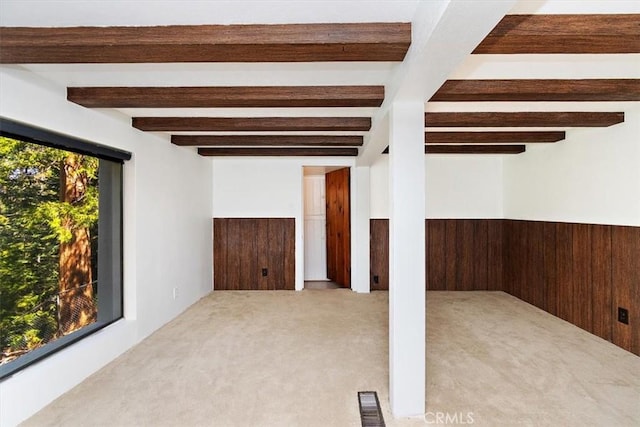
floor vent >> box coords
[358,391,385,427]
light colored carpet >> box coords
[426,292,640,426]
[21,291,640,426]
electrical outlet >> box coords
[373,275,379,284]
[618,307,629,325]
[262,268,268,277]
[172,287,179,300]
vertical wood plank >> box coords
[444,219,457,291]
[518,221,530,304]
[257,218,270,290]
[612,226,640,355]
[213,218,228,290]
[520,221,531,304]
[239,218,258,290]
[529,221,546,310]
[226,219,242,290]
[591,224,612,341]
[425,219,429,289]
[268,218,285,290]
[283,218,296,290]
[543,222,558,316]
[370,219,389,290]
[501,220,514,296]
[426,219,446,290]
[473,220,489,290]
[487,219,503,291]
[509,220,525,302]
[572,223,593,333]
[556,223,573,323]
[520,221,532,304]
[508,220,526,300]
[457,219,475,291]
[514,220,527,300]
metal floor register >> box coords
[357,391,385,427]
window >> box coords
[0,119,130,379]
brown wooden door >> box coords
[325,168,351,288]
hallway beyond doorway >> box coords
[304,280,340,290]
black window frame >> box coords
[0,118,131,380]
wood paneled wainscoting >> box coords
[369,218,640,356]
[370,219,503,292]
[504,220,640,356]
[213,218,295,290]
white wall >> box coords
[504,108,640,227]
[212,159,302,218]
[211,157,368,291]
[370,155,504,219]
[0,67,213,427]
[369,109,640,227]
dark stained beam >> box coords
[198,147,358,157]
[430,79,640,102]
[473,14,640,54]
[425,112,624,128]
[68,86,384,108]
[426,145,526,154]
[133,117,371,132]
[425,131,565,144]
[0,23,411,63]
[172,135,363,147]
[383,145,526,154]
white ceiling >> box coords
[0,0,420,26]
[1,0,639,160]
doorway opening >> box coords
[303,166,351,290]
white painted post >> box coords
[295,167,305,291]
[351,166,371,293]
[388,102,426,417]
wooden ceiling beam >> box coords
[133,117,371,132]
[172,135,363,147]
[0,23,411,63]
[198,147,358,157]
[425,131,565,144]
[68,86,385,108]
[426,145,525,154]
[425,112,624,128]
[473,14,640,54]
[430,79,640,102]
[383,145,526,154]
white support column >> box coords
[351,166,371,293]
[388,102,426,418]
